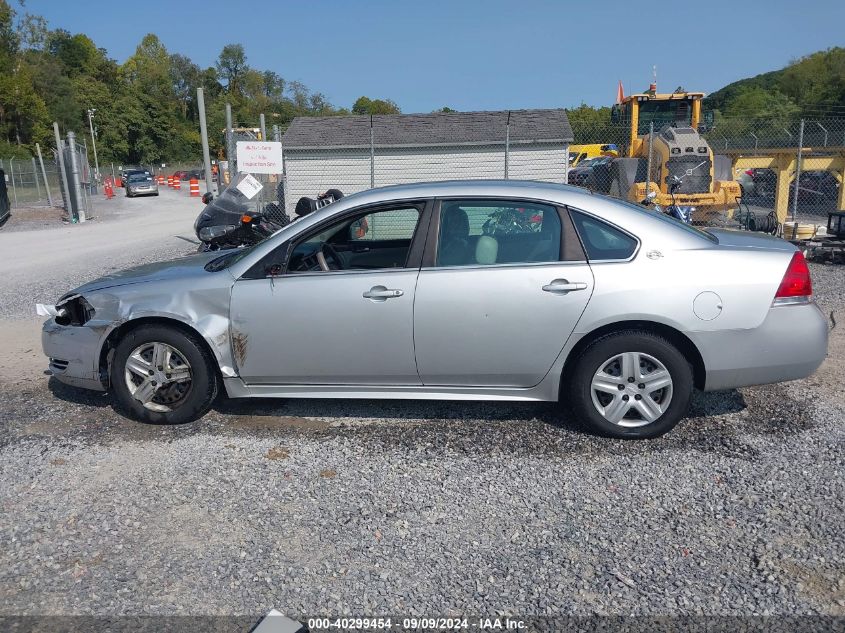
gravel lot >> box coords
[0,193,843,620]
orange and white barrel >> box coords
[172,177,181,191]
[189,179,200,197]
[167,176,174,188]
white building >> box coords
[281,109,573,215]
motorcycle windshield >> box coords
[195,171,286,234]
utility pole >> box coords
[67,131,86,223]
[87,108,100,181]
[196,88,214,194]
[225,102,234,183]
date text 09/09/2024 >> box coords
[306,617,526,630]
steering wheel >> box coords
[315,242,345,271]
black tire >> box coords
[565,330,693,439]
[110,324,218,424]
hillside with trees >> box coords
[0,0,354,164]
[704,47,845,121]
[1,0,842,164]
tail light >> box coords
[774,251,812,301]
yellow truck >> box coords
[589,89,740,222]
[568,143,619,167]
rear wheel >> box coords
[111,324,218,424]
[566,331,693,439]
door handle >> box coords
[542,279,588,294]
[363,286,404,300]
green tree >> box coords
[216,43,247,94]
[352,96,400,115]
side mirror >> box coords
[265,263,282,276]
[201,192,213,204]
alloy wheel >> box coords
[124,342,193,412]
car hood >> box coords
[705,228,797,252]
[66,251,225,296]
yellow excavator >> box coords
[588,88,740,222]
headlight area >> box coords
[55,295,96,326]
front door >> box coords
[414,198,594,388]
[230,203,427,385]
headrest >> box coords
[475,235,498,265]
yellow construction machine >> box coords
[589,88,740,221]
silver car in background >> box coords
[125,172,159,198]
[39,180,828,439]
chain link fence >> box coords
[1,142,96,223]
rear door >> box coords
[413,198,595,388]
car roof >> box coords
[228,179,713,278]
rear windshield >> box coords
[616,199,718,243]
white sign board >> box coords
[236,141,283,174]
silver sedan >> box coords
[39,180,828,438]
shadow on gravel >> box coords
[47,377,112,408]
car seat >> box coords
[438,207,471,265]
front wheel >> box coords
[566,331,693,439]
[111,324,218,424]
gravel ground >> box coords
[0,199,843,619]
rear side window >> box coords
[570,211,638,261]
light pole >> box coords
[86,108,100,181]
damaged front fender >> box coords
[40,266,241,392]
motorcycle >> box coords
[639,176,695,224]
[193,172,344,252]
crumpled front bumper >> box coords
[41,319,107,391]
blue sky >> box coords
[26,0,845,113]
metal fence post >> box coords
[54,122,72,216]
[31,157,43,201]
[646,122,654,191]
[197,88,214,194]
[67,131,86,222]
[9,158,17,207]
[504,111,511,180]
[225,102,234,183]
[273,124,281,143]
[370,115,375,189]
[791,119,804,220]
[259,113,267,141]
[36,143,53,207]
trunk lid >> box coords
[705,228,797,252]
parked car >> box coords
[791,170,839,204]
[39,180,827,439]
[0,167,10,227]
[749,168,777,199]
[568,156,613,187]
[125,172,159,197]
[171,170,190,181]
[121,168,150,186]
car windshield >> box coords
[128,174,149,182]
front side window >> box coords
[435,200,561,267]
[570,211,638,261]
[287,206,420,273]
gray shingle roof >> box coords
[282,109,573,149]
